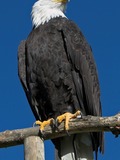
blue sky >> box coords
[0,0,120,159]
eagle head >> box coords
[31,0,69,27]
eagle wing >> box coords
[18,40,41,120]
[61,20,104,154]
[61,22,101,116]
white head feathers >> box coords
[31,0,68,28]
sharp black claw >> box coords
[39,129,46,138]
[33,122,37,127]
[66,130,70,136]
[52,118,56,126]
[53,119,60,131]
[110,126,120,138]
[50,119,56,130]
[77,112,82,119]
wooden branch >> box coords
[0,113,120,148]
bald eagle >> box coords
[18,0,104,159]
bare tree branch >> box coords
[0,113,120,148]
[24,136,45,160]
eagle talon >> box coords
[50,119,58,130]
[77,112,82,119]
[56,110,81,131]
[33,121,38,127]
[35,118,54,134]
[54,119,60,131]
[66,130,70,136]
[40,130,45,137]
[110,126,120,137]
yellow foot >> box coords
[56,110,81,131]
[36,118,54,133]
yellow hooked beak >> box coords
[53,0,68,3]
